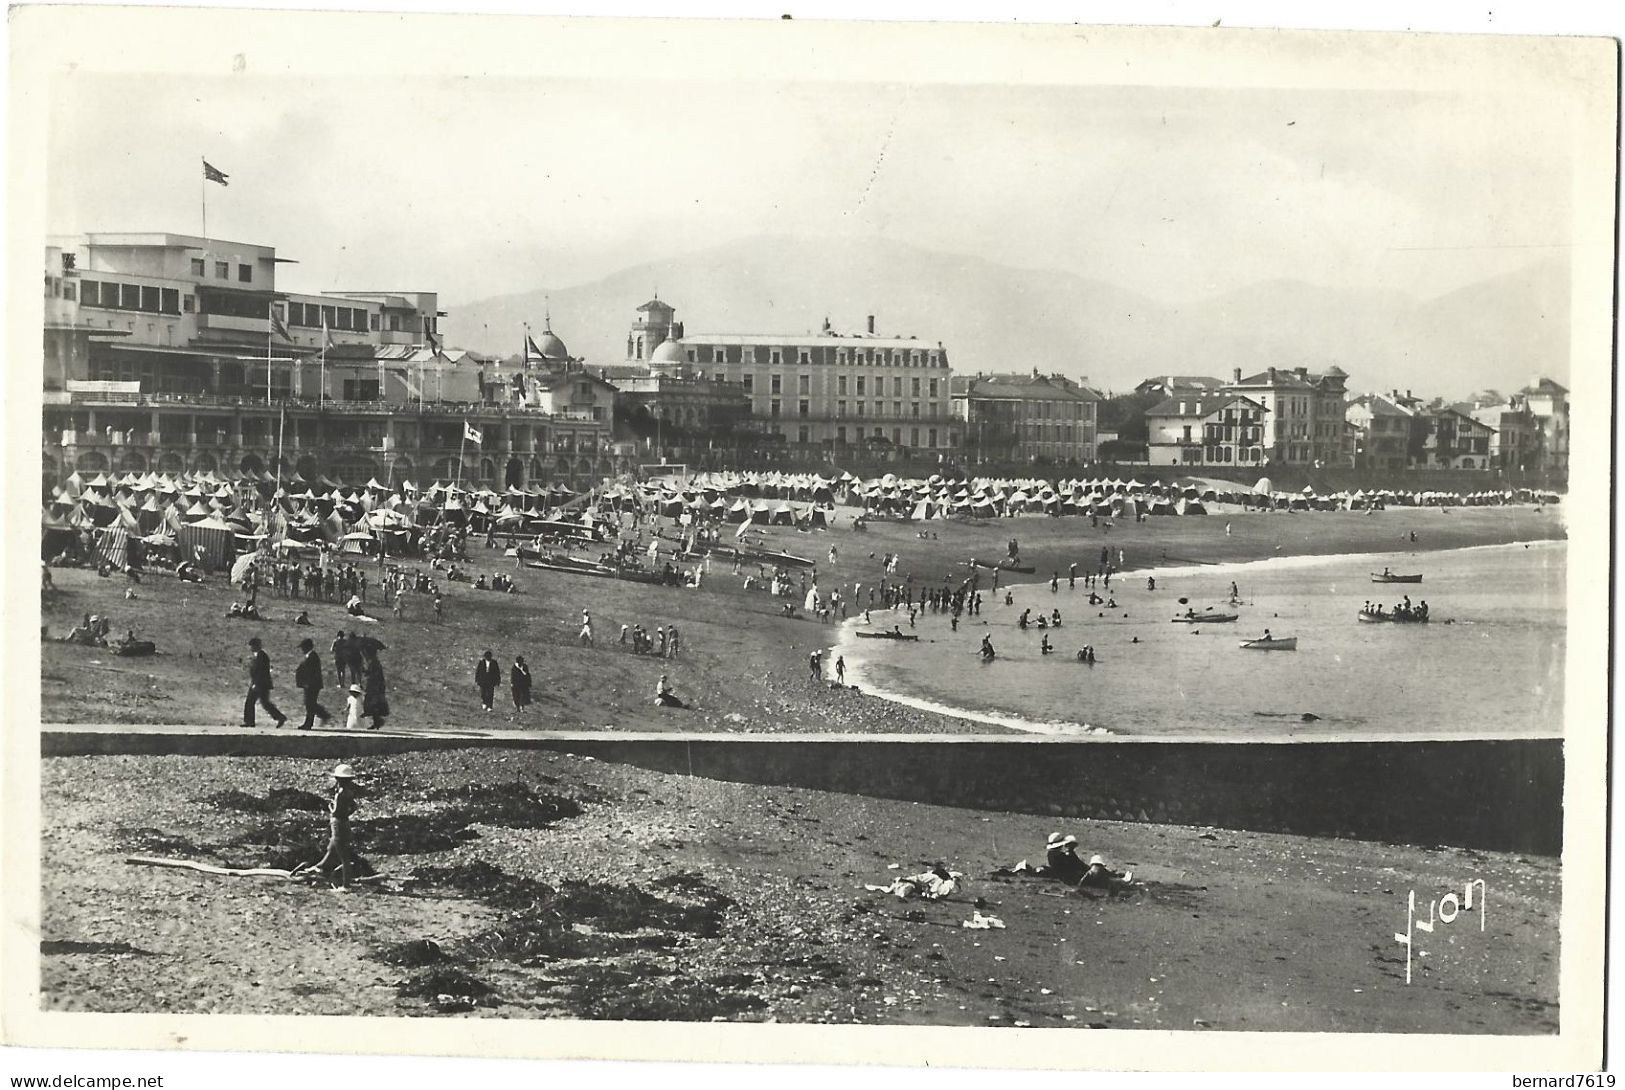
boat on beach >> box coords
[1172,612,1239,624]
[972,559,1036,574]
[1371,572,1423,584]
[1357,610,1429,624]
[524,559,672,585]
[855,630,920,641]
[1239,636,1298,651]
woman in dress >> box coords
[511,655,533,717]
[362,647,389,730]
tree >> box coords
[1096,390,1163,444]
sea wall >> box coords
[43,729,1561,854]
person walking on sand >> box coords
[578,608,594,646]
[475,649,501,712]
[331,630,350,686]
[511,655,533,716]
[294,637,330,731]
[242,637,287,729]
[361,647,389,730]
[302,763,364,888]
[835,655,846,685]
[809,648,823,683]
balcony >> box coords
[198,313,270,335]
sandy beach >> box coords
[40,749,1560,1030]
[40,504,1564,735]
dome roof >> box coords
[650,338,685,364]
[535,330,570,360]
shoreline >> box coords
[832,536,1566,738]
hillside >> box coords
[444,236,1570,399]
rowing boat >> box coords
[1172,612,1239,624]
[855,630,920,641]
[972,559,1036,574]
[1239,636,1297,651]
[1371,572,1423,584]
[1357,610,1429,624]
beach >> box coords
[40,504,1565,735]
[39,749,1560,1030]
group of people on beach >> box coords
[243,632,388,731]
[474,649,532,715]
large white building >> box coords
[618,299,959,457]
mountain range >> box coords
[444,235,1570,401]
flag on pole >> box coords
[322,317,337,350]
[270,310,293,342]
[203,160,229,186]
[464,422,483,445]
[424,317,442,355]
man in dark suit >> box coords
[475,649,501,712]
[331,630,350,686]
[242,636,287,728]
[295,637,330,731]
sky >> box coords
[40,18,1596,312]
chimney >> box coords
[1295,366,1308,379]
[866,314,875,335]
[1267,367,1277,383]
[1232,367,1242,384]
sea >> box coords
[835,539,1566,739]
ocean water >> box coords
[837,540,1566,738]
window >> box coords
[770,399,781,418]
[837,426,847,444]
[928,428,937,448]
[911,377,921,397]
[798,349,810,365]
[183,295,195,314]
[892,428,902,445]
[121,284,141,308]
[911,402,920,418]
[190,258,205,276]
[798,425,810,444]
[855,401,865,417]
[238,263,252,283]
[856,376,866,395]
[214,261,229,279]
[837,400,847,417]
[62,283,76,301]
[893,401,902,417]
[742,375,754,393]
[770,349,782,365]
[798,399,810,418]
[370,313,381,331]
[161,288,179,314]
[929,378,938,398]
[770,375,782,395]
[838,375,848,395]
[81,281,100,307]
[389,315,402,332]
[893,377,903,396]
[714,347,726,364]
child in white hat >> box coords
[343,684,364,731]
[301,763,364,887]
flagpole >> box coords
[457,423,467,490]
[265,300,273,406]
[200,157,207,237]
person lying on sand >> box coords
[865,863,962,900]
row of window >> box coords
[695,345,944,368]
[741,373,943,398]
[189,257,254,283]
[79,279,187,316]
[763,399,940,420]
[780,425,952,447]
[287,301,374,332]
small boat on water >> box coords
[1357,610,1429,624]
[1172,612,1239,624]
[855,629,920,642]
[972,559,1036,574]
[1239,636,1298,651]
[1371,572,1423,584]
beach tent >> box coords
[177,514,237,570]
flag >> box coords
[203,160,229,186]
[464,422,483,445]
[424,317,442,355]
[525,335,545,364]
[322,317,337,350]
[270,310,292,342]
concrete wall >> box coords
[41,731,1561,855]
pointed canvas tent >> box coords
[177,515,237,570]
